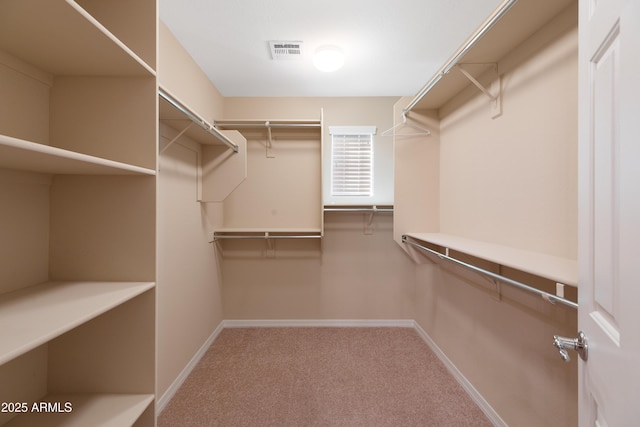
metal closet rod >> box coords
[158,89,239,153]
[324,206,394,213]
[401,235,578,310]
[214,234,322,240]
[214,121,321,129]
[402,0,518,116]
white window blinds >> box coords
[329,126,375,197]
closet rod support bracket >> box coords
[455,64,502,119]
[161,122,194,154]
[265,121,275,158]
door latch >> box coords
[553,331,588,362]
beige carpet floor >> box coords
[158,327,493,426]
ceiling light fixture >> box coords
[313,45,344,72]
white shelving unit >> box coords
[0,0,157,425]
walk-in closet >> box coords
[2,0,639,425]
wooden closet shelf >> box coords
[159,118,233,147]
[0,281,155,365]
[404,233,577,287]
[213,228,323,240]
[214,119,322,141]
[214,119,322,128]
[0,0,153,76]
[4,393,154,427]
[409,0,574,111]
[0,134,156,176]
[159,90,240,151]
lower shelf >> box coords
[402,233,578,309]
[0,281,155,365]
[4,393,154,427]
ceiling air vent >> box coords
[269,41,303,60]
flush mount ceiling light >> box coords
[313,45,344,72]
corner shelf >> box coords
[0,281,155,365]
[0,134,156,176]
[4,393,154,427]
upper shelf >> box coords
[0,0,154,76]
[0,134,156,176]
[404,233,577,287]
[159,90,239,152]
[0,281,155,365]
[408,0,575,111]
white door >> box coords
[578,0,640,424]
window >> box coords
[329,126,375,197]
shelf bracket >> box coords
[455,64,502,119]
[266,121,275,158]
[364,212,374,235]
[265,232,276,257]
[363,205,385,235]
[160,122,194,154]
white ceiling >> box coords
[159,0,503,98]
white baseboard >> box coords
[156,321,225,414]
[222,319,415,328]
[158,318,504,427]
[411,321,507,427]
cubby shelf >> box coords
[0,0,154,77]
[4,393,154,427]
[0,135,156,176]
[0,281,155,366]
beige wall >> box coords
[157,126,224,398]
[392,103,441,245]
[158,5,579,424]
[220,97,417,321]
[399,4,579,426]
[0,170,50,294]
[158,21,224,123]
[221,212,417,320]
[225,97,398,207]
[439,4,578,259]
[157,23,226,400]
